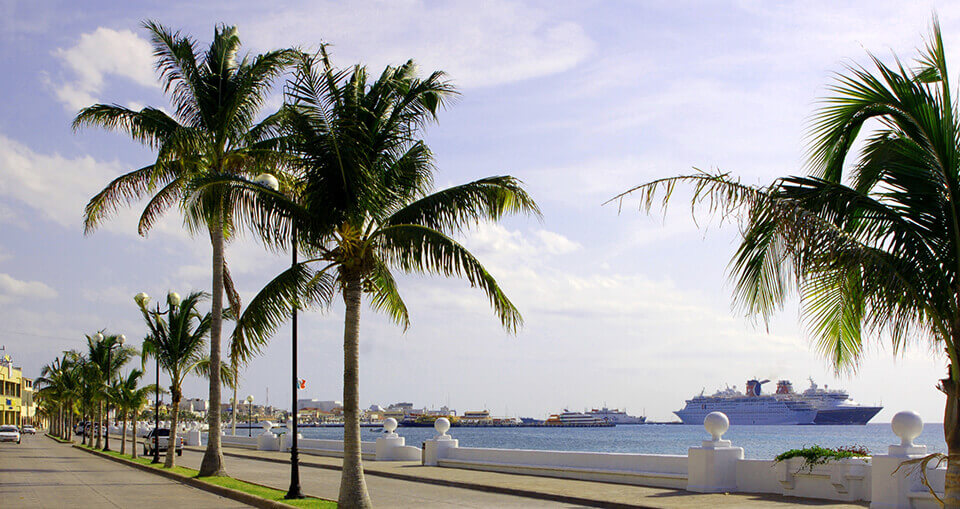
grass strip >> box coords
[77,445,336,508]
[45,433,72,444]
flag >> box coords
[298,378,306,390]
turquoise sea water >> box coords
[288,423,945,459]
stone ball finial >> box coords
[261,420,274,432]
[434,417,451,435]
[384,417,398,433]
[704,411,729,441]
[891,410,923,447]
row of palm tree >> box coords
[37,291,223,468]
[74,21,538,507]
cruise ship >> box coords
[797,379,883,425]
[674,379,818,425]
[586,407,646,424]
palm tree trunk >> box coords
[944,374,960,508]
[165,388,181,468]
[338,272,372,508]
[132,411,138,459]
[95,401,102,449]
[200,215,227,476]
[121,411,128,456]
[232,369,238,436]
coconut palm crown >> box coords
[73,21,297,476]
[611,17,960,508]
[197,50,540,507]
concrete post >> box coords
[257,421,280,451]
[376,418,403,460]
[871,411,930,509]
[687,412,744,493]
[423,417,458,466]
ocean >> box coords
[287,423,945,459]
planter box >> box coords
[776,456,871,502]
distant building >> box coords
[1,359,23,426]
[179,398,208,414]
[297,399,341,412]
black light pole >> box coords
[103,333,125,452]
[252,172,303,499]
[286,226,304,499]
[246,395,254,437]
[136,291,178,464]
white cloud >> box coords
[0,133,120,228]
[0,273,57,299]
[52,27,156,110]
[534,229,581,255]
[244,0,594,88]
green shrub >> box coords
[774,445,870,472]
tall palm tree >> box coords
[214,51,540,508]
[612,17,960,508]
[139,290,232,468]
[73,21,296,476]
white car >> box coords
[20,425,36,435]
[0,425,21,444]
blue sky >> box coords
[0,0,953,424]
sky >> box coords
[0,0,955,425]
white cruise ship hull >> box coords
[674,403,817,425]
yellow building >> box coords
[1,358,23,426]
[21,376,36,426]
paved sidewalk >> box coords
[184,445,869,508]
[0,435,249,508]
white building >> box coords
[297,399,341,412]
[179,398,208,414]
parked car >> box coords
[20,425,36,435]
[80,423,105,437]
[0,425,21,444]
[143,428,183,456]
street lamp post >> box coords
[136,291,179,464]
[246,395,254,437]
[103,333,125,452]
[255,173,304,500]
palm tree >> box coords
[139,290,233,468]
[612,17,960,508]
[37,354,81,440]
[73,21,296,476]
[85,333,134,450]
[110,369,150,456]
[215,51,540,508]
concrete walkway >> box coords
[0,434,249,508]
[183,444,868,508]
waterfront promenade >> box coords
[0,435,248,508]
[6,434,871,508]
[183,445,868,508]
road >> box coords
[0,434,249,508]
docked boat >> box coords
[545,410,616,427]
[586,407,646,424]
[674,379,818,425]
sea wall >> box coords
[439,446,687,488]
[421,411,944,507]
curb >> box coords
[71,444,301,509]
[206,447,653,509]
